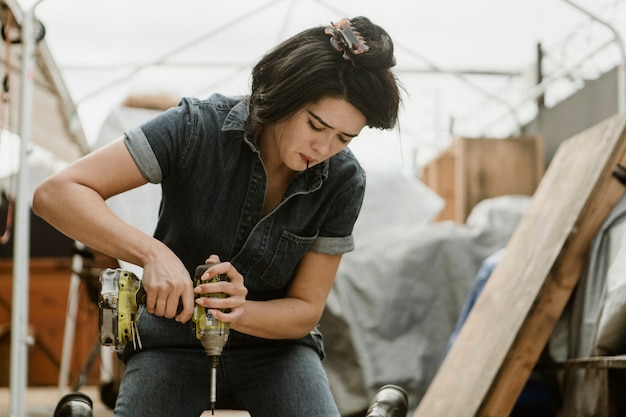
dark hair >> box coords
[247,16,400,138]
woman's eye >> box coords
[308,120,323,132]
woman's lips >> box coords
[301,154,315,165]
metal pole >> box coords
[9,1,46,416]
[562,0,626,113]
[58,241,85,394]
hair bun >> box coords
[349,16,396,70]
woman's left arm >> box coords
[201,251,342,340]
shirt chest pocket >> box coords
[259,230,317,288]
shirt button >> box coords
[246,215,253,222]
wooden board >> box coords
[422,136,544,223]
[413,113,626,417]
[0,257,111,386]
[457,136,544,222]
[422,147,456,221]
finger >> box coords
[197,272,247,301]
[154,297,168,316]
[176,288,195,323]
[207,308,227,323]
[199,263,229,284]
[205,254,221,264]
[208,304,243,325]
[163,293,182,319]
[195,294,229,309]
[207,262,243,283]
[193,279,231,296]
[145,293,157,314]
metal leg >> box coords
[58,241,87,396]
[72,340,101,392]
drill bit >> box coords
[202,334,226,415]
[209,356,218,415]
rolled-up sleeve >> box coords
[124,126,163,183]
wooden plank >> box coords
[422,136,544,223]
[413,113,626,417]
[423,147,456,221]
[0,258,102,386]
[461,136,544,219]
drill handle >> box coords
[135,283,184,315]
[127,263,224,315]
[136,285,147,306]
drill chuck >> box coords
[200,331,228,357]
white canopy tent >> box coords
[0,0,88,182]
[28,0,626,169]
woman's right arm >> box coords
[32,137,195,322]
[34,137,155,264]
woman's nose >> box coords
[311,135,332,155]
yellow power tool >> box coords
[97,264,229,414]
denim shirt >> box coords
[124,93,366,302]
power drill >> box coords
[192,264,230,415]
[98,264,229,415]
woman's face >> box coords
[266,97,367,172]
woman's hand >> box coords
[194,255,248,327]
[141,250,195,323]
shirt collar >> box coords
[222,97,249,132]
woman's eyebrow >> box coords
[307,110,359,138]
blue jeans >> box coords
[113,310,340,417]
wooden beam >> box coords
[413,113,626,417]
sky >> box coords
[7,0,626,176]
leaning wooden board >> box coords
[413,113,626,417]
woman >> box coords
[34,16,400,417]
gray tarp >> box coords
[321,194,531,415]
